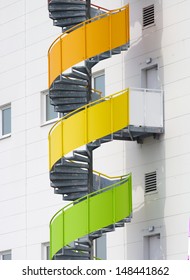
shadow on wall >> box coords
[123,0,167,260]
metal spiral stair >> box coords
[48,1,132,260]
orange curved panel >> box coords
[48,5,130,87]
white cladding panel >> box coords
[130,89,163,127]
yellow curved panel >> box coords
[48,121,63,171]
[48,5,130,87]
[63,110,86,156]
[49,89,129,170]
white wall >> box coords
[0,0,190,260]
[0,0,63,260]
[93,0,190,260]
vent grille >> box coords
[145,171,157,193]
[143,4,155,28]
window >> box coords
[42,243,50,260]
[95,235,107,260]
[143,4,155,28]
[0,104,11,137]
[93,72,105,97]
[41,90,59,124]
[0,250,11,260]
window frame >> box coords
[0,250,12,260]
[41,242,50,260]
[0,103,11,139]
[93,70,105,98]
[41,90,60,126]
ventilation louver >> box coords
[143,4,155,28]
[145,171,157,193]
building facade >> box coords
[0,0,190,260]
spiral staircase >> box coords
[47,1,163,260]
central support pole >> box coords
[85,0,94,260]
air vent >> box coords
[145,171,157,193]
[143,4,155,28]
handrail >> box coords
[91,3,110,12]
[91,88,102,97]
[93,170,129,181]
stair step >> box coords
[50,172,88,180]
[86,57,99,69]
[50,171,88,181]
[51,97,87,105]
[64,71,89,81]
[54,103,86,113]
[100,135,112,143]
[74,150,89,157]
[50,11,86,20]
[73,66,88,75]
[53,166,88,174]
[57,160,89,169]
[51,179,88,187]
[54,186,88,194]
[54,17,87,27]
[66,154,90,163]
[53,83,87,91]
[58,250,90,257]
[62,192,88,201]
[102,224,115,233]
[49,5,86,12]
[112,47,121,55]
[58,77,88,86]
[49,90,87,98]
[99,51,111,61]
[115,222,125,228]
[89,230,102,239]
[49,0,86,4]
[87,140,101,150]
[68,244,91,252]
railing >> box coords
[129,88,164,128]
[48,4,130,87]
[50,173,132,259]
[48,88,129,170]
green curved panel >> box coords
[50,176,132,259]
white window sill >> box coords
[0,134,11,140]
[40,118,60,127]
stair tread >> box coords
[64,72,89,81]
[73,66,88,75]
[66,154,90,163]
[51,97,87,105]
[54,186,88,194]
